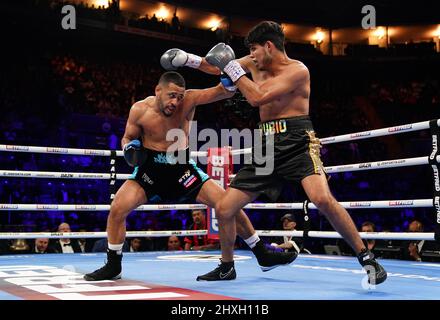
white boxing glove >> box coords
[160,48,202,70]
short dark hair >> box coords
[361,221,376,231]
[159,71,186,88]
[281,213,296,222]
[244,21,285,51]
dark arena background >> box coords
[0,0,439,314]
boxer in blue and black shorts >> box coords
[84,71,297,281]
[129,147,209,204]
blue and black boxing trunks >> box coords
[129,147,209,203]
[229,115,326,201]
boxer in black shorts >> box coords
[167,21,387,284]
[129,147,210,204]
[84,71,297,281]
[231,116,324,201]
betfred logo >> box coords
[157,205,177,209]
[0,204,18,210]
[350,132,371,138]
[435,196,440,223]
[430,135,438,161]
[84,150,106,156]
[46,147,68,153]
[75,205,96,210]
[36,205,59,210]
[388,200,414,206]
[320,137,335,143]
[349,202,371,207]
[6,145,29,151]
[275,204,293,208]
[388,124,412,132]
[250,204,267,208]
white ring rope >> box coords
[0,170,132,180]
[256,231,435,241]
[320,119,440,145]
[3,155,439,180]
[0,230,207,240]
[0,230,433,240]
[322,155,439,173]
[0,199,433,211]
[1,119,438,157]
[0,204,207,211]
[0,145,125,157]
[228,155,439,179]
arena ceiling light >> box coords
[92,0,110,8]
[155,5,170,21]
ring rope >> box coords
[2,155,438,180]
[0,170,131,180]
[257,231,435,241]
[0,199,433,211]
[0,230,207,240]
[1,118,438,157]
[320,119,440,145]
[0,230,433,240]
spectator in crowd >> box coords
[52,222,82,253]
[31,238,56,254]
[129,238,143,252]
[360,221,379,252]
[78,228,96,253]
[142,228,164,251]
[171,10,180,32]
[269,213,311,254]
[167,236,183,251]
[184,210,219,251]
[400,220,427,262]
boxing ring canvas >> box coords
[0,250,439,300]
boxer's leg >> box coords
[84,180,147,281]
[302,174,387,285]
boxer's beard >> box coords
[159,100,174,117]
[258,54,272,71]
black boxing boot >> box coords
[357,248,387,285]
[84,249,122,281]
[196,260,236,281]
[252,240,298,272]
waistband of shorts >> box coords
[258,115,313,135]
[144,147,190,165]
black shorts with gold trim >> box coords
[229,115,325,201]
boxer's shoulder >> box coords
[286,59,309,74]
[132,96,154,110]
[130,97,155,119]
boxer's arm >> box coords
[199,56,252,75]
[186,83,235,107]
[198,58,222,75]
[236,65,309,107]
[235,55,253,73]
[121,103,143,148]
